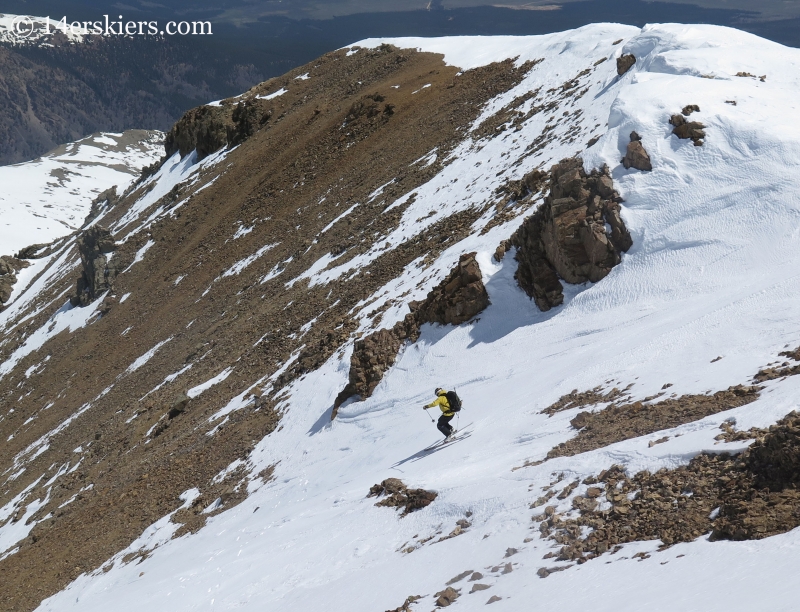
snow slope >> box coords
[0,130,163,256]
[8,22,800,611]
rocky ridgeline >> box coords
[367,478,438,516]
[534,412,800,569]
[0,256,30,308]
[333,253,490,413]
[509,157,632,311]
[71,227,117,307]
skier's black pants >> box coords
[437,414,454,437]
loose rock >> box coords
[434,586,460,607]
[367,478,437,516]
[538,412,800,565]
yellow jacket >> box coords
[427,390,453,416]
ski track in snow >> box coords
[0,22,799,612]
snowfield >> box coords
[2,21,800,612]
[0,130,163,256]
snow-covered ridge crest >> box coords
[2,22,800,612]
[0,13,89,45]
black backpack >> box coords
[445,390,462,413]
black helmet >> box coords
[435,387,444,395]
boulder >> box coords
[165,104,230,160]
[228,100,270,147]
[167,392,191,419]
[669,113,706,146]
[746,411,800,491]
[622,131,652,171]
[368,478,438,516]
[333,326,408,412]
[433,587,460,607]
[83,186,119,226]
[616,54,636,75]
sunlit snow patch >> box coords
[188,367,233,398]
[257,88,287,101]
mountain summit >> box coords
[1,22,800,612]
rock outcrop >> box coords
[621,131,652,171]
[339,327,414,408]
[616,54,636,75]
[333,253,490,413]
[164,105,230,160]
[164,98,273,161]
[669,105,705,146]
[368,478,438,516]
[510,158,632,311]
[83,186,120,227]
[412,252,491,325]
[0,256,30,307]
[71,227,117,307]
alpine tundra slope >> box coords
[0,22,799,612]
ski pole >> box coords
[423,407,435,422]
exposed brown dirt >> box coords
[536,412,800,566]
[546,385,761,459]
[0,46,533,612]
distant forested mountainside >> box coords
[0,34,267,165]
[2,0,799,166]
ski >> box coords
[423,422,473,451]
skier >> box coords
[424,388,455,439]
